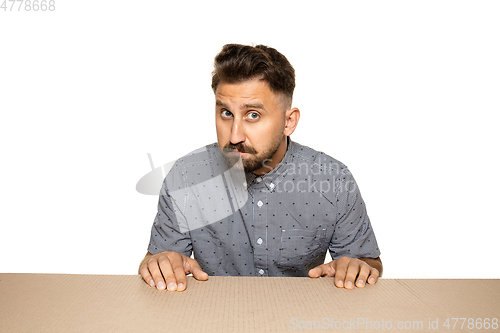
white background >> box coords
[1,0,499,278]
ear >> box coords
[283,107,300,136]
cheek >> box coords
[215,120,230,142]
[251,118,284,139]
[246,124,274,149]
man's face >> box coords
[215,78,287,174]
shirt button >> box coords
[256,177,262,183]
[269,183,275,190]
[257,200,263,207]
[243,181,247,188]
[258,269,265,275]
[257,237,263,245]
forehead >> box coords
[215,79,279,105]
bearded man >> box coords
[139,44,382,292]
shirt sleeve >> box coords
[147,162,193,257]
[329,167,381,260]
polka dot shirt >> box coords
[148,138,380,277]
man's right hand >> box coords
[139,251,208,292]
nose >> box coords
[229,118,245,145]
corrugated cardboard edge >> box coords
[1,274,499,332]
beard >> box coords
[221,133,283,174]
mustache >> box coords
[223,143,257,154]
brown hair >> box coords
[211,44,295,108]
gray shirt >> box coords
[148,138,380,277]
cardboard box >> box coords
[1,274,499,332]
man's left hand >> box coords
[308,256,381,289]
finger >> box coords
[167,252,187,291]
[139,263,155,287]
[367,267,380,285]
[344,260,361,290]
[333,258,348,288]
[186,258,209,282]
[156,254,179,291]
[148,256,168,290]
[356,262,372,288]
[308,263,335,278]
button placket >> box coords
[253,186,267,276]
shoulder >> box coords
[164,143,225,189]
[288,141,359,205]
[173,143,220,167]
[166,142,223,174]
[289,141,349,179]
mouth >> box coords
[222,144,257,156]
[229,150,249,155]
[224,149,253,158]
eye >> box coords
[247,112,259,120]
[221,110,233,118]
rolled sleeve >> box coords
[147,168,193,257]
[329,169,381,260]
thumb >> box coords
[308,263,336,278]
[186,258,209,281]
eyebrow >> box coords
[242,102,266,111]
[216,100,227,108]
[216,100,266,112]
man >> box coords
[139,44,382,292]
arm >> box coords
[309,166,382,289]
[141,161,207,291]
